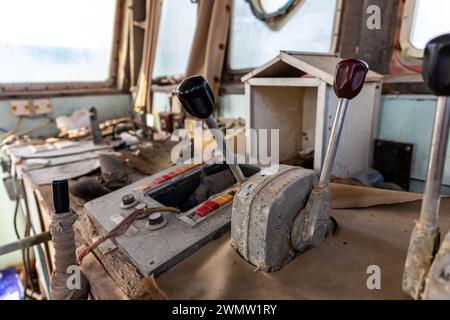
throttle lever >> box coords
[176,76,246,184]
[318,59,369,188]
[403,33,450,299]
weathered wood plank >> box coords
[79,252,128,300]
[74,210,167,300]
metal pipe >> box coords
[419,96,450,227]
[318,98,349,188]
[205,116,246,184]
[0,231,51,256]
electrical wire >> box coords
[12,182,34,300]
[22,180,35,299]
[77,206,180,263]
[13,183,20,240]
[12,175,39,300]
[12,176,31,299]
[22,177,41,298]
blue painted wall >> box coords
[0,94,132,137]
[377,95,440,185]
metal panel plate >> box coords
[373,139,413,190]
[26,159,100,185]
[84,165,245,277]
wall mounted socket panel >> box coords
[32,99,52,115]
[10,100,32,117]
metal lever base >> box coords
[423,230,450,299]
[295,98,349,250]
[403,96,450,299]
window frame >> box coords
[400,0,427,59]
[225,0,343,74]
[0,0,124,97]
[151,0,199,81]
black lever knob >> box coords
[176,75,215,119]
[52,177,70,214]
[422,33,450,96]
[333,59,369,100]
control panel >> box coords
[84,162,259,277]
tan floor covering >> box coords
[157,197,450,300]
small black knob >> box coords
[148,212,164,226]
[422,33,450,96]
[122,194,136,206]
[52,178,70,214]
[176,75,215,119]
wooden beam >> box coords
[247,77,322,87]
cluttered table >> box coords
[1,112,248,299]
[2,126,176,299]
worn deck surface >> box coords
[156,199,450,300]
[36,177,450,299]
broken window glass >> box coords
[0,0,117,83]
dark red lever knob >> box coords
[176,75,215,119]
[333,59,369,100]
[422,33,450,96]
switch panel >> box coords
[10,100,31,117]
[9,99,52,117]
[32,99,52,115]
[85,162,260,277]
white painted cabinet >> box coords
[242,52,383,178]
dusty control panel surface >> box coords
[85,163,259,277]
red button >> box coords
[161,174,173,181]
[151,173,174,186]
[152,176,165,185]
[196,201,220,217]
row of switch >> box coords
[138,164,201,191]
[195,189,237,217]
